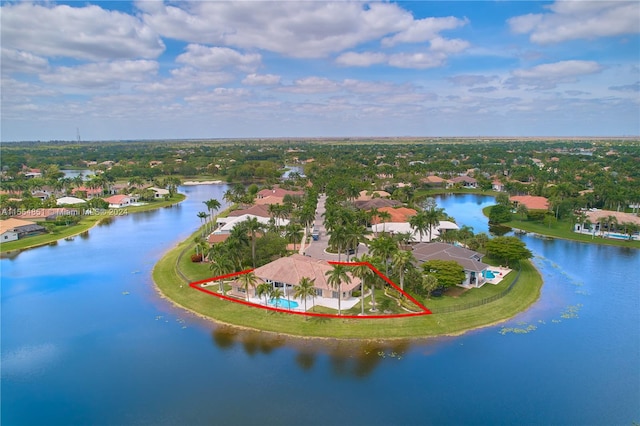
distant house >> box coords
[509,195,549,210]
[254,187,304,205]
[371,220,459,242]
[492,180,505,192]
[72,186,104,199]
[56,196,87,206]
[370,207,417,224]
[356,190,390,201]
[0,218,46,242]
[421,175,448,187]
[449,176,478,189]
[412,242,490,288]
[149,187,170,199]
[354,198,401,210]
[103,194,133,208]
[237,254,361,300]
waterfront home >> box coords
[449,175,478,189]
[232,253,361,300]
[492,180,505,192]
[0,218,46,242]
[370,207,417,224]
[103,194,133,208]
[412,242,490,288]
[372,221,459,242]
[149,187,170,199]
[226,204,271,219]
[574,209,640,240]
[421,175,448,187]
[509,195,549,211]
[254,187,305,205]
[71,186,104,199]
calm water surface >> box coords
[2,190,638,425]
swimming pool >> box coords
[482,270,499,279]
[268,298,299,309]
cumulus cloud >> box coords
[388,52,448,69]
[1,2,164,61]
[279,77,341,94]
[335,52,387,67]
[176,45,261,72]
[506,60,603,89]
[242,74,281,86]
[381,16,468,47]
[508,1,640,44]
[40,60,158,88]
[448,75,498,87]
[1,48,49,75]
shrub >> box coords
[191,254,203,262]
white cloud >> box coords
[335,52,387,67]
[448,75,499,87]
[176,45,262,72]
[388,52,448,69]
[1,3,164,61]
[1,48,49,75]
[381,16,468,47]
[279,77,341,94]
[507,60,604,89]
[242,74,281,86]
[509,1,640,44]
[139,1,466,59]
[40,60,158,89]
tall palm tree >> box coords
[328,225,348,261]
[269,287,284,308]
[391,249,415,291]
[325,264,351,315]
[285,222,304,251]
[238,272,258,302]
[409,211,429,243]
[294,277,316,314]
[352,254,376,314]
[243,217,264,268]
[197,212,209,237]
[204,198,221,232]
[256,282,272,305]
[209,254,234,295]
[424,207,441,242]
[368,235,397,276]
[378,210,392,233]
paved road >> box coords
[303,194,368,261]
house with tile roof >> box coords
[103,194,133,208]
[509,195,549,210]
[370,206,417,224]
[237,254,361,300]
[449,175,478,189]
[412,242,490,288]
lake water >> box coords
[2,190,638,425]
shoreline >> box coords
[152,231,543,341]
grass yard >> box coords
[154,232,543,339]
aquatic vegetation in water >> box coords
[560,304,583,319]
[499,323,537,335]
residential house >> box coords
[255,187,304,205]
[103,194,133,208]
[239,254,361,300]
[421,175,448,187]
[575,209,640,240]
[356,190,391,201]
[72,186,104,199]
[0,218,46,242]
[371,220,459,242]
[370,206,417,224]
[449,175,478,189]
[214,214,289,234]
[492,180,505,192]
[149,187,170,199]
[412,242,490,288]
[509,195,549,210]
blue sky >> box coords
[1,1,638,141]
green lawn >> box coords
[154,232,543,339]
[1,194,185,253]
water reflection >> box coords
[211,326,413,378]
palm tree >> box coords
[294,277,316,314]
[238,272,258,302]
[209,254,234,295]
[378,210,392,233]
[368,235,397,276]
[352,255,376,314]
[392,250,415,291]
[285,222,304,251]
[409,211,429,243]
[243,217,264,268]
[325,264,351,315]
[269,287,284,308]
[256,282,272,305]
[204,198,221,232]
[328,225,348,261]
[197,212,209,237]
[424,207,441,242]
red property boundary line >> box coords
[189,261,432,319]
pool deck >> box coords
[482,266,512,285]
